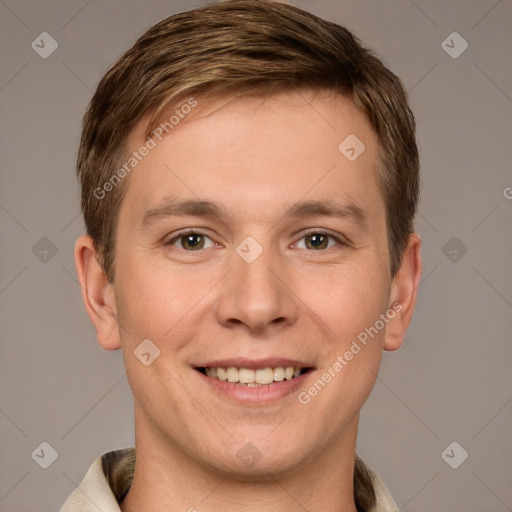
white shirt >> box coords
[59,447,399,512]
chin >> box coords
[199,429,311,479]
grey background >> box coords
[0,0,511,511]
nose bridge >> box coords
[216,243,298,332]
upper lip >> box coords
[196,358,314,369]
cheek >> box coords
[114,253,224,354]
[114,260,187,341]
[301,262,390,341]
[297,262,388,403]
[113,266,202,412]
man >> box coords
[61,0,422,510]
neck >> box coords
[120,409,359,512]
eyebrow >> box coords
[139,198,227,229]
[139,197,368,230]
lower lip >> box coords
[196,369,313,404]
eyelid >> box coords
[293,227,350,247]
[164,227,350,250]
[164,228,220,247]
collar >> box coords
[59,447,398,512]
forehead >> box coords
[120,89,384,227]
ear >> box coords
[74,235,121,350]
[384,232,422,351]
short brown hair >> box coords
[77,0,419,282]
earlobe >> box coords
[74,235,121,350]
[383,232,422,351]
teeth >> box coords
[239,368,254,384]
[255,367,274,384]
[202,365,305,385]
[273,367,284,382]
[226,367,238,383]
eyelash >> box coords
[164,228,348,251]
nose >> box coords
[215,248,299,335]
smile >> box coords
[197,366,312,386]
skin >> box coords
[75,89,422,512]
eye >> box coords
[294,230,346,251]
[165,230,217,251]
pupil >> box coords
[184,234,203,249]
[308,234,327,249]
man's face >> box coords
[112,90,393,476]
